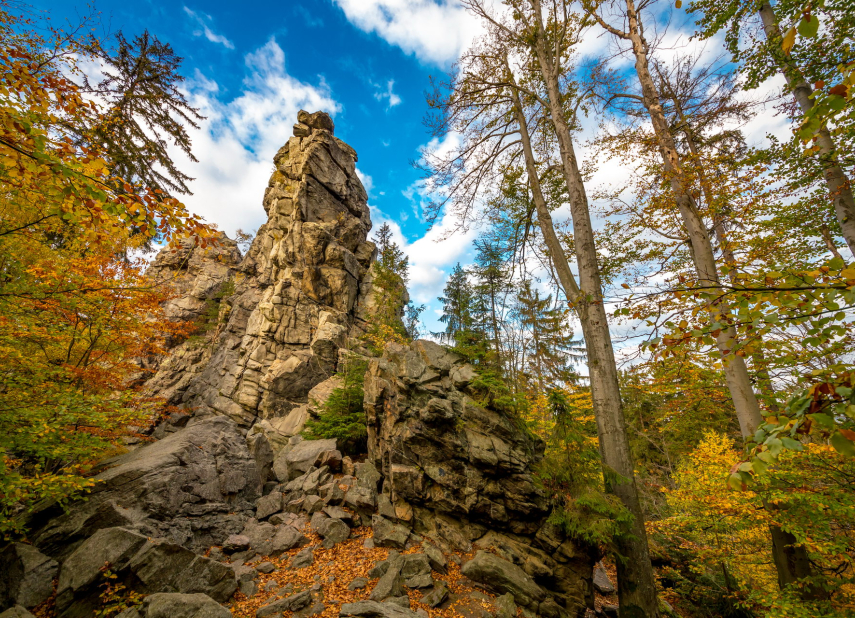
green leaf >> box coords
[830,432,855,456]
[768,438,784,455]
[757,450,775,463]
[797,15,820,38]
[781,437,804,451]
[752,458,769,475]
[811,413,836,429]
[828,95,847,112]
[727,473,745,491]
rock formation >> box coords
[4,112,601,618]
[143,109,376,432]
[363,340,595,615]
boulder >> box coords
[246,430,274,483]
[345,486,376,512]
[317,449,343,471]
[593,565,615,595]
[281,439,338,480]
[371,516,409,549]
[420,584,449,608]
[28,416,261,558]
[241,520,308,556]
[56,527,238,617]
[384,597,411,609]
[495,593,516,618]
[0,543,58,610]
[317,517,350,546]
[461,551,546,610]
[141,593,231,618]
[369,554,404,601]
[257,590,313,617]
[223,534,251,554]
[290,547,314,570]
[340,600,420,618]
[421,542,447,574]
[355,462,381,490]
[0,608,35,618]
[256,492,284,520]
[323,506,352,523]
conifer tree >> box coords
[437,263,476,344]
[470,238,511,366]
[77,31,204,196]
[364,223,420,349]
[512,280,584,391]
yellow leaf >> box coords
[782,26,796,55]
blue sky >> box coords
[36,0,483,332]
[34,0,791,343]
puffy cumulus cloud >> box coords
[173,38,340,236]
[332,0,481,65]
[183,7,235,49]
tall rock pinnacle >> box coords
[143,110,376,428]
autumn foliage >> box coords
[0,4,213,536]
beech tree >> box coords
[424,2,662,612]
[688,0,855,255]
[585,0,839,599]
[0,6,212,534]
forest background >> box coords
[1,1,854,618]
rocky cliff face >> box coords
[143,110,376,430]
[4,112,600,618]
[364,341,594,615]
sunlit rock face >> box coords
[143,110,377,429]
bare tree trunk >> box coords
[758,1,855,257]
[621,0,764,438]
[621,0,824,598]
[514,5,662,610]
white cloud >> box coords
[372,204,478,310]
[374,80,402,109]
[332,0,481,65]
[174,38,339,236]
[356,167,374,197]
[183,7,235,49]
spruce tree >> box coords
[470,239,510,368]
[437,263,476,344]
[78,31,204,195]
[513,280,585,391]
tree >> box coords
[363,223,413,351]
[76,30,204,196]
[437,263,477,344]
[0,5,212,535]
[584,0,764,442]
[470,238,512,366]
[688,0,855,256]
[423,2,662,611]
[512,280,584,391]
